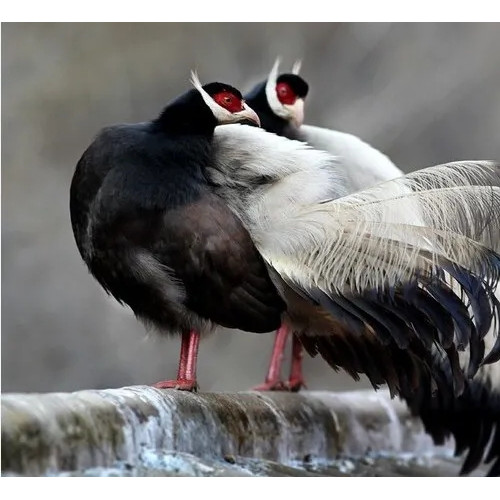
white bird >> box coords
[244,58,404,390]
[207,122,500,475]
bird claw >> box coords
[251,378,307,392]
[152,379,198,391]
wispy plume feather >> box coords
[291,59,302,75]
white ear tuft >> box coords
[291,59,302,75]
[189,70,218,112]
[190,70,203,91]
[266,57,284,115]
[268,57,281,81]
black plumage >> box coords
[403,350,500,476]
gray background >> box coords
[3,23,500,393]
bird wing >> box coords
[259,161,500,394]
[264,160,500,285]
[208,127,499,405]
[298,124,404,190]
[152,193,285,333]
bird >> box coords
[70,73,285,391]
[206,128,500,475]
[244,58,405,390]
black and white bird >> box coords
[70,75,285,390]
[206,126,500,475]
[244,58,405,390]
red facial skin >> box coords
[213,91,244,113]
[276,82,297,105]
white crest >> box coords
[190,70,211,105]
[291,59,302,75]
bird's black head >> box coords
[154,75,260,135]
[276,74,309,101]
[245,59,309,131]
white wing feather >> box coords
[298,124,404,190]
[209,128,499,296]
[210,124,348,230]
[257,161,500,294]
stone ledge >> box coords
[1,387,450,476]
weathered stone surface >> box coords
[3,451,488,477]
[1,387,451,476]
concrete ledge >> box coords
[1,387,447,476]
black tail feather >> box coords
[401,352,500,477]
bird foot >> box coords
[251,377,307,392]
[251,379,287,391]
[152,379,198,391]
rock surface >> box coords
[2,387,464,476]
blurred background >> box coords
[3,23,500,394]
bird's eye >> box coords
[276,82,296,105]
[224,96,233,103]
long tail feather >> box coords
[402,340,500,476]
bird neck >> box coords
[245,81,292,137]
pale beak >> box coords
[235,102,261,127]
[285,98,304,127]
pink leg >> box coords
[252,324,290,391]
[286,334,306,392]
[153,329,200,391]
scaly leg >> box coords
[153,329,200,391]
[252,324,290,391]
[286,334,306,392]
